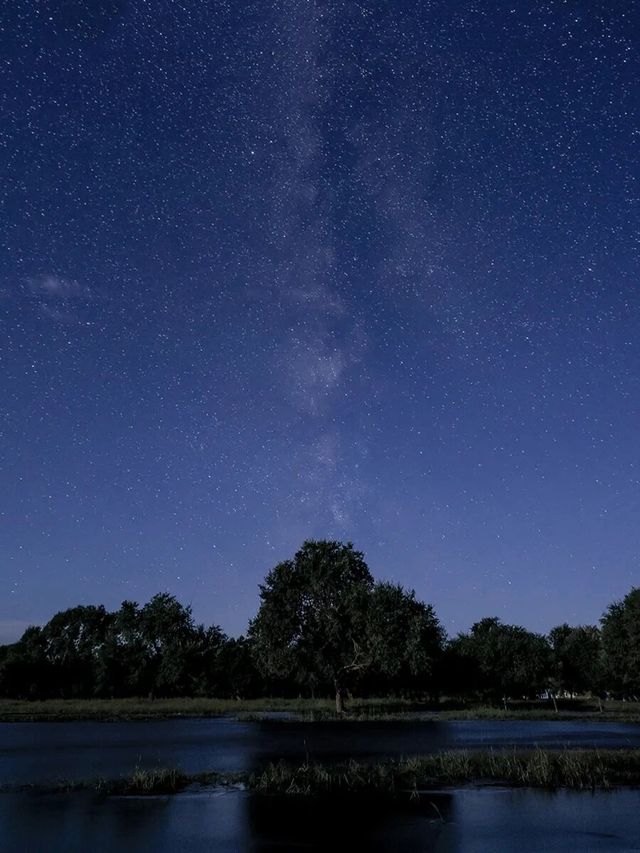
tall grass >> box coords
[249,748,640,795]
[120,767,188,794]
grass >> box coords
[240,699,640,723]
[10,749,640,798]
[0,696,431,722]
[2,695,640,723]
[0,696,334,722]
[248,748,640,795]
[119,767,189,795]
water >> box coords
[1,787,640,852]
[2,717,640,786]
[2,719,640,851]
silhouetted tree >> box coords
[42,605,112,697]
[451,617,551,704]
[548,624,603,701]
[0,627,52,698]
[216,637,263,698]
[601,588,640,698]
[0,595,230,700]
[249,540,374,711]
[365,582,444,695]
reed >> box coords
[121,767,188,794]
[248,748,640,794]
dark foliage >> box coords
[0,594,257,700]
[0,542,637,702]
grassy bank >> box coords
[12,748,640,797]
[0,696,343,722]
[1,696,640,723]
[251,704,640,724]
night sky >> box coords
[1,1,638,643]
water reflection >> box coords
[0,790,249,853]
[0,789,452,853]
[245,791,454,852]
[2,787,640,853]
[3,718,640,786]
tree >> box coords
[601,588,640,698]
[94,600,147,697]
[451,617,551,704]
[42,605,112,697]
[215,636,263,698]
[548,624,603,701]
[134,593,226,697]
[0,595,231,700]
[0,627,52,699]
[365,582,444,695]
[248,540,374,712]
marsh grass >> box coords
[248,748,640,795]
[2,696,640,722]
[8,749,640,798]
[121,767,188,794]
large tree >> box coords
[365,582,444,695]
[0,627,52,699]
[42,605,112,698]
[130,593,227,697]
[451,617,551,704]
[248,540,374,711]
[548,624,603,699]
[601,588,640,698]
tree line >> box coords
[1,540,639,709]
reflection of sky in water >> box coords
[2,788,640,853]
[3,718,640,786]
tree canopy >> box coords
[548,623,603,697]
[450,617,551,702]
[601,588,640,698]
[248,540,444,709]
[248,540,374,707]
[0,541,638,705]
[0,594,235,700]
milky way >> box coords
[1,1,638,640]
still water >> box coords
[2,719,640,851]
[1,787,640,852]
[2,717,640,786]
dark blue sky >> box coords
[1,0,638,643]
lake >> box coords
[2,787,640,852]
[2,717,640,786]
[2,718,640,851]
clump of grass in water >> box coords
[251,759,396,797]
[460,749,618,789]
[123,767,187,794]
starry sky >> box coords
[1,0,639,644]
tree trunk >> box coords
[335,684,344,715]
[551,693,558,714]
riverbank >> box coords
[1,696,640,722]
[9,748,640,797]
